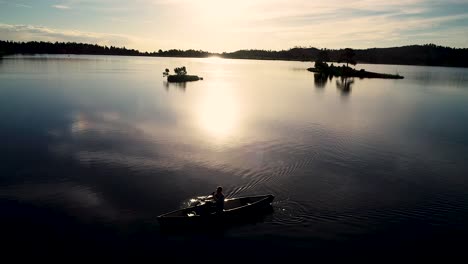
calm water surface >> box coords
[1,55,468,260]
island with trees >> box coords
[163,66,202,82]
[307,48,404,79]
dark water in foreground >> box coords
[1,55,468,261]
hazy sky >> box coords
[1,0,468,52]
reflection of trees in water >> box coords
[336,77,354,95]
[313,74,355,96]
[164,81,186,92]
[313,73,328,88]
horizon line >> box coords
[1,39,467,54]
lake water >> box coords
[1,55,468,260]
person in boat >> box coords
[211,186,225,213]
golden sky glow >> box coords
[1,0,468,51]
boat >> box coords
[157,194,274,228]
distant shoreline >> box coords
[2,40,468,68]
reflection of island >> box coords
[313,72,354,94]
[336,77,354,95]
[164,80,186,92]
[313,73,328,88]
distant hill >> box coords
[1,40,467,67]
[350,44,468,67]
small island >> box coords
[163,66,203,82]
[307,49,404,79]
[307,63,404,79]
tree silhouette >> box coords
[174,66,187,76]
[338,48,357,67]
[316,49,330,63]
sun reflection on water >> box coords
[196,84,241,142]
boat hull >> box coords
[158,194,274,228]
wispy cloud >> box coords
[52,4,71,10]
[1,0,468,50]
[209,0,468,49]
[0,23,134,48]
[0,1,32,8]
[15,3,32,8]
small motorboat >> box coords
[157,194,274,228]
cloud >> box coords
[213,0,468,49]
[0,1,32,8]
[15,3,32,8]
[0,23,135,48]
[2,0,468,50]
[52,4,71,9]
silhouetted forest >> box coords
[1,40,467,67]
[224,45,468,67]
[155,49,212,58]
[222,48,316,61]
[0,40,142,56]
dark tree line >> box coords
[351,44,468,67]
[0,40,141,56]
[154,49,212,58]
[221,48,318,61]
[224,45,468,67]
[2,40,467,67]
